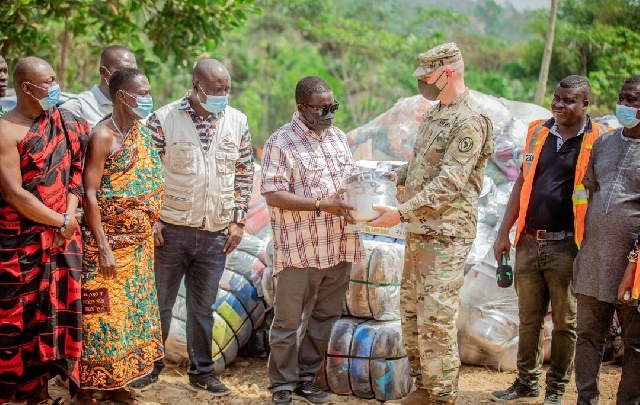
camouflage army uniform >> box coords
[0,105,6,117]
[395,43,494,403]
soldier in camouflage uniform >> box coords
[370,42,494,405]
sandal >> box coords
[103,388,142,405]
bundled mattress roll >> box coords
[316,318,412,401]
[344,240,404,320]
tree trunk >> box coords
[533,0,559,105]
[59,10,72,90]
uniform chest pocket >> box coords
[168,143,198,175]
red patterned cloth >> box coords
[0,108,87,402]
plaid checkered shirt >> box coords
[261,112,364,275]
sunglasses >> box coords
[303,101,340,117]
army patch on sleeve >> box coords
[458,137,474,153]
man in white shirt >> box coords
[63,45,137,128]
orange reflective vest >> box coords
[514,119,606,248]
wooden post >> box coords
[533,0,559,105]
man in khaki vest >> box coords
[138,59,254,395]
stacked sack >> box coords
[315,239,413,401]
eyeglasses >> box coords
[303,101,339,117]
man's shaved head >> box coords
[12,57,57,111]
[193,59,229,82]
[100,45,136,68]
[13,57,54,85]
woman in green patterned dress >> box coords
[77,68,164,405]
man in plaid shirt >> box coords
[261,76,364,405]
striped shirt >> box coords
[261,112,364,274]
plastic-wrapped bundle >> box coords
[262,240,276,307]
[457,262,519,371]
[245,198,271,240]
[165,305,188,366]
[245,164,273,240]
[226,248,267,298]
[236,233,268,264]
[458,337,518,371]
[238,309,273,359]
[262,265,276,307]
[593,114,621,130]
[344,240,405,320]
[346,92,551,163]
[316,318,412,401]
[346,96,436,161]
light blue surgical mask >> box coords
[123,91,153,119]
[198,85,228,114]
[28,82,61,110]
[616,104,640,128]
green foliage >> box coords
[0,0,258,99]
[0,0,637,150]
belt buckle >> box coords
[535,229,547,241]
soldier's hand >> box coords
[367,205,401,228]
[319,190,356,224]
[493,231,512,263]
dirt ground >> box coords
[49,359,623,404]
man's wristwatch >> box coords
[315,197,322,217]
[232,208,247,226]
[58,213,69,232]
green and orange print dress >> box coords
[80,119,165,389]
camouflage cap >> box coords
[413,42,463,77]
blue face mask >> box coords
[28,83,61,110]
[198,85,228,114]
[616,104,640,128]
[123,91,153,119]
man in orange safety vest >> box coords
[490,75,608,405]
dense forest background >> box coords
[1,0,639,147]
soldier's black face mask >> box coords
[418,71,448,101]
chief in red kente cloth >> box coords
[0,57,88,404]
